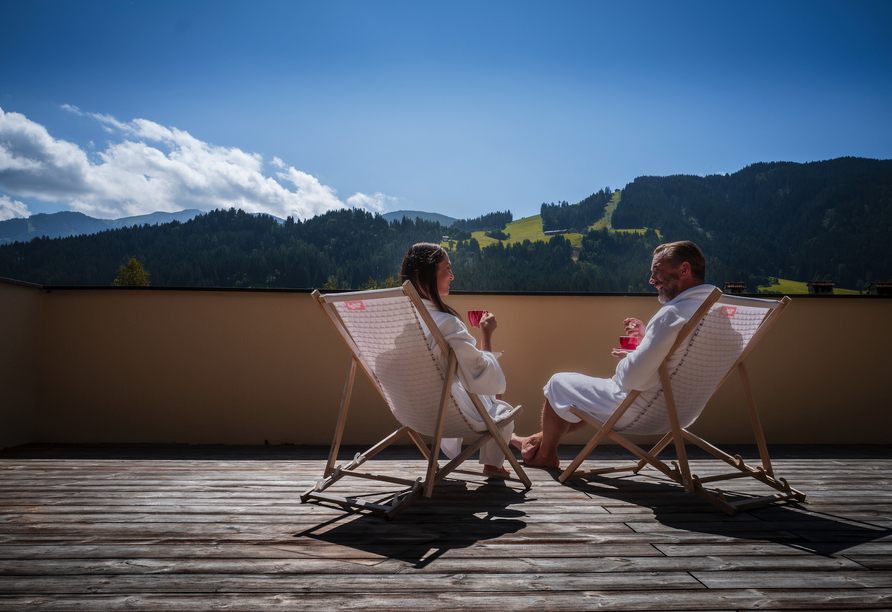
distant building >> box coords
[807,281,835,295]
[868,282,892,296]
[723,281,746,295]
[543,229,569,236]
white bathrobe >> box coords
[545,284,717,430]
[419,299,515,466]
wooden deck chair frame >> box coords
[302,281,531,520]
[558,288,806,515]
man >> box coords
[511,240,717,468]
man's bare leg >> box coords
[510,400,585,468]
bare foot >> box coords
[510,433,559,469]
[523,450,560,469]
[509,433,525,451]
[483,464,510,477]
[510,433,542,461]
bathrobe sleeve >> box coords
[433,313,507,396]
[613,305,688,393]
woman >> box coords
[399,242,515,476]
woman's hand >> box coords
[479,312,497,352]
[623,317,645,338]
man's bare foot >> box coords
[510,433,559,469]
[510,433,542,461]
[523,450,560,469]
[483,464,510,477]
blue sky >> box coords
[2,0,890,222]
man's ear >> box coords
[678,261,692,278]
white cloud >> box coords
[346,192,398,212]
[0,106,393,221]
[0,195,30,221]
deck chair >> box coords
[559,287,806,515]
[302,281,531,519]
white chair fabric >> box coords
[333,294,515,439]
[618,302,771,436]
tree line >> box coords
[450,211,513,232]
[0,208,445,289]
[540,188,613,232]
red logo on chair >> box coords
[344,301,365,311]
[721,306,737,317]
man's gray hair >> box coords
[654,241,705,282]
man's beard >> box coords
[657,277,681,304]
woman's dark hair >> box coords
[400,243,460,318]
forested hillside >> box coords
[612,157,892,291]
[1,157,888,292]
[540,188,613,232]
[0,209,445,289]
[450,211,514,232]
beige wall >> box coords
[446,293,892,445]
[4,280,892,448]
[0,281,39,449]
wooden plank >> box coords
[0,554,864,576]
[0,571,705,593]
[0,543,666,559]
[0,589,889,611]
[691,570,892,589]
[844,555,892,570]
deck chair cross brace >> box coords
[302,281,530,520]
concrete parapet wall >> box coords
[4,280,891,448]
[0,281,40,449]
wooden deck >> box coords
[1,443,890,611]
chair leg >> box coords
[739,362,775,477]
[660,363,694,492]
[485,415,532,489]
[640,432,675,473]
[425,354,459,498]
[324,356,357,478]
[559,393,640,484]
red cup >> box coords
[620,336,640,350]
[468,310,486,328]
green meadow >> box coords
[757,278,862,295]
[447,191,659,250]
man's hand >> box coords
[623,318,645,338]
[611,349,630,360]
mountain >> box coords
[0,157,888,291]
[0,209,205,245]
[105,210,207,230]
[612,157,892,290]
[382,210,458,226]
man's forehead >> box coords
[651,253,673,268]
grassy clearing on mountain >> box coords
[453,191,658,251]
[758,278,862,295]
